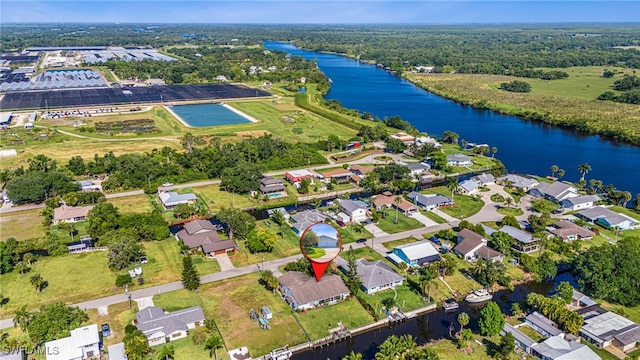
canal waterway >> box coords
[264,41,640,196]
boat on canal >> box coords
[465,289,492,303]
[442,298,459,311]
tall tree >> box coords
[394,195,402,224]
[457,312,470,332]
[578,163,592,181]
[180,133,204,154]
[13,306,31,333]
[557,168,565,179]
[86,203,120,240]
[204,334,224,360]
[345,246,363,295]
[491,146,497,158]
[557,281,573,304]
[157,345,175,360]
[550,165,559,178]
[496,332,515,360]
[217,208,256,241]
[446,176,459,199]
[181,256,201,291]
[26,302,88,343]
[30,274,46,293]
[478,301,505,336]
[124,329,151,360]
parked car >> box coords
[356,238,367,243]
[140,256,148,264]
[429,236,441,245]
[162,182,174,187]
[336,220,346,227]
[101,324,111,337]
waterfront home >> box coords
[548,220,595,242]
[473,173,495,185]
[44,324,100,360]
[406,191,453,211]
[158,190,197,210]
[578,305,640,353]
[350,164,374,178]
[337,199,368,223]
[52,204,94,225]
[576,206,639,230]
[499,225,538,253]
[335,257,404,295]
[278,271,349,311]
[175,219,237,256]
[284,169,316,186]
[414,136,441,148]
[453,229,503,262]
[403,162,431,177]
[76,179,102,192]
[290,210,327,235]
[259,176,285,196]
[459,179,479,195]
[372,192,418,214]
[502,324,601,360]
[571,289,597,308]
[388,241,440,268]
[499,174,539,192]
[322,168,353,183]
[560,194,600,211]
[530,181,578,203]
[446,154,472,166]
[389,132,415,144]
[525,311,563,338]
[135,306,205,346]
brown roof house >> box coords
[176,219,237,256]
[453,229,504,262]
[279,271,349,311]
[549,220,595,242]
[53,204,94,225]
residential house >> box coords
[530,181,578,203]
[453,229,503,262]
[158,191,197,210]
[76,180,102,192]
[459,179,479,195]
[176,219,237,256]
[52,205,94,225]
[267,207,290,221]
[549,220,595,242]
[394,199,419,214]
[577,207,639,230]
[322,168,353,183]
[135,306,206,346]
[446,154,472,166]
[106,343,127,360]
[502,324,601,360]
[419,171,437,184]
[388,241,440,267]
[389,132,415,144]
[499,174,539,192]
[290,210,326,235]
[414,136,441,148]
[500,225,538,253]
[337,199,368,223]
[0,349,25,360]
[406,191,453,211]
[44,324,100,360]
[350,165,374,178]
[526,312,563,338]
[278,271,349,311]
[473,173,496,186]
[371,192,417,214]
[571,290,597,308]
[403,162,431,177]
[259,176,285,196]
[335,257,404,294]
[561,194,600,211]
[578,305,640,353]
[284,169,315,185]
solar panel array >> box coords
[0,70,107,92]
[82,47,175,64]
[0,84,271,111]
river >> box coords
[264,41,640,196]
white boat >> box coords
[442,298,459,311]
[465,289,492,303]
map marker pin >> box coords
[300,223,343,281]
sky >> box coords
[2,1,639,24]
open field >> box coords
[0,208,46,241]
[107,194,154,214]
[154,272,308,357]
[406,68,640,145]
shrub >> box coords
[116,274,132,287]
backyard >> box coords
[295,298,374,340]
[0,208,46,241]
[421,187,485,219]
[376,209,424,234]
[228,223,302,267]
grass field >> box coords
[383,237,417,251]
[496,206,524,216]
[107,194,154,214]
[295,297,374,340]
[427,335,528,360]
[228,225,301,268]
[421,187,485,219]
[406,68,640,145]
[421,209,447,224]
[154,272,308,356]
[376,209,424,233]
[0,208,46,241]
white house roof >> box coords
[136,306,205,337]
[502,323,536,348]
[500,174,539,189]
[159,191,197,207]
[338,199,367,214]
[563,194,600,206]
[581,311,639,344]
[532,181,577,200]
[286,169,315,178]
[45,324,99,360]
[526,311,563,337]
[531,335,600,360]
[447,154,471,163]
[460,179,479,193]
[107,342,128,360]
[394,241,439,261]
[577,207,639,227]
[499,225,534,244]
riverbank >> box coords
[404,72,640,146]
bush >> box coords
[116,274,132,287]
[499,80,531,93]
[124,324,138,334]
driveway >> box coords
[365,223,388,237]
[409,212,438,227]
[215,253,235,271]
[135,297,155,311]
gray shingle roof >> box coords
[183,219,216,235]
[499,225,534,244]
[159,191,197,207]
[502,323,536,348]
[290,210,326,233]
[563,194,600,206]
[335,258,404,291]
[279,271,349,305]
[407,192,452,208]
[136,306,205,336]
[339,199,368,214]
[526,311,563,337]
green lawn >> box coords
[420,209,447,224]
[228,225,301,267]
[334,222,373,244]
[421,187,485,219]
[357,285,427,319]
[496,206,524,216]
[0,208,47,241]
[150,336,218,360]
[154,272,308,357]
[107,194,154,214]
[383,237,417,251]
[527,66,635,100]
[426,335,529,360]
[376,209,424,233]
[295,298,374,340]
[518,325,544,343]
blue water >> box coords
[265,41,640,196]
[169,103,250,127]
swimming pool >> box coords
[167,103,254,127]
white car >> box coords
[162,182,174,187]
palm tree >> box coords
[394,195,402,224]
[343,352,363,360]
[578,163,591,181]
[550,165,558,178]
[205,334,224,359]
[491,147,497,158]
[419,267,437,302]
[15,261,29,275]
[457,312,470,332]
[557,168,565,179]
[311,197,322,210]
[634,193,640,211]
[30,274,45,293]
[620,191,632,208]
[505,197,514,208]
[397,262,408,276]
[381,297,397,314]
[446,176,459,199]
[157,345,175,360]
[22,252,33,267]
[13,306,31,332]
